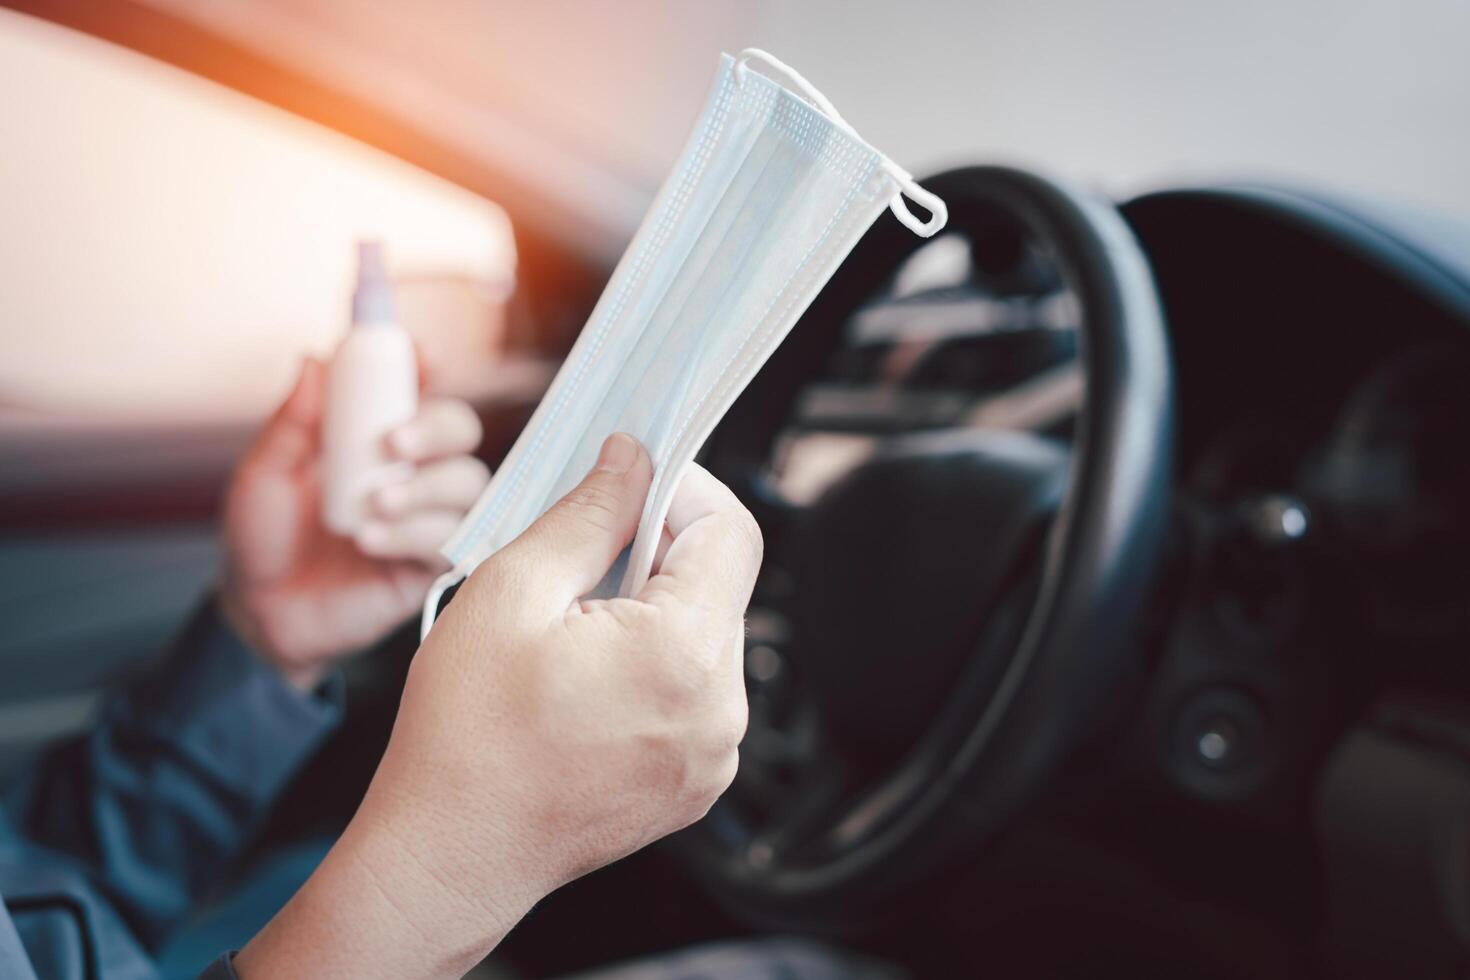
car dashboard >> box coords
[715,183,1470,978]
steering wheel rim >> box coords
[679,166,1174,926]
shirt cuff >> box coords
[116,600,345,807]
[196,952,239,979]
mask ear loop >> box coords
[883,167,949,237]
[734,48,948,239]
[421,566,464,642]
[735,48,850,127]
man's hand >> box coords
[220,357,489,689]
[235,434,761,980]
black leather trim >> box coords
[1125,186,1470,325]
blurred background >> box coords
[3,0,1469,424]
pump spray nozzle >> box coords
[351,240,396,325]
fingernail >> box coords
[595,433,638,474]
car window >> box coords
[0,8,517,425]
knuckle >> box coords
[652,660,745,748]
[718,692,750,752]
[642,624,735,709]
[723,507,764,568]
[714,749,740,795]
[685,750,739,823]
[680,765,730,824]
[691,680,747,753]
[562,482,622,529]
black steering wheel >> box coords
[675,166,1174,926]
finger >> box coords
[729,622,747,678]
[499,433,653,614]
[246,357,326,472]
[651,522,675,572]
[372,457,490,518]
[638,464,763,621]
[355,512,460,564]
[387,399,483,463]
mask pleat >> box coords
[433,52,945,603]
[533,128,791,518]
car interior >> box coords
[3,3,1469,978]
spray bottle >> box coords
[322,241,419,536]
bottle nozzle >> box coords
[352,240,396,324]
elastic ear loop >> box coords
[421,567,464,641]
[734,48,948,238]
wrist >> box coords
[217,584,328,692]
[237,767,538,980]
[354,744,552,933]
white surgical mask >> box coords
[423,49,946,638]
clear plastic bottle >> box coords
[321,241,419,536]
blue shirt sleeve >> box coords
[196,952,239,979]
[1,597,343,970]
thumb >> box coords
[247,357,326,473]
[501,433,653,613]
